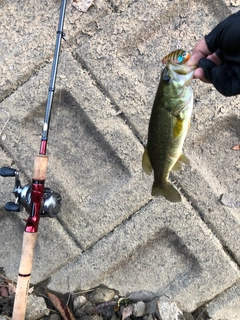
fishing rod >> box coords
[0,0,67,318]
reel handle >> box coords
[0,167,16,177]
[5,202,21,212]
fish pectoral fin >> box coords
[172,154,190,171]
[152,181,181,202]
[142,148,153,175]
[173,117,184,138]
[178,153,190,165]
[171,161,182,171]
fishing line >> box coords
[0,110,10,140]
[176,0,180,49]
[54,47,66,141]
[53,1,68,142]
[194,307,207,320]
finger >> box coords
[194,68,211,83]
[207,52,222,65]
[187,39,212,66]
[194,56,221,83]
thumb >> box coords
[187,39,212,67]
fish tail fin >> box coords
[152,181,181,202]
[142,148,152,175]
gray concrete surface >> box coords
[0,0,240,318]
[206,281,240,320]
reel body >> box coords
[0,167,61,218]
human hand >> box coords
[187,39,222,83]
[187,11,240,96]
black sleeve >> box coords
[205,10,240,61]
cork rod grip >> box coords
[12,232,38,320]
[32,155,48,180]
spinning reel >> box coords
[0,166,62,218]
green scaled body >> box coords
[142,49,196,202]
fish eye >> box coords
[180,52,187,60]
[177,56,184,63]
[177,51,188,64]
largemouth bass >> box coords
[142,49,196,202]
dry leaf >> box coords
[232,144,240,151]
[0,283,9,297]
[8,282,16,295]
[0,274,16,296]
[0,274,15,284]
[46,290,75,320]
[121,304,134,320]
[28,286,34,294]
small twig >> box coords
[66,292,72,305]
[0,274,16,284]
[71,288,95,295]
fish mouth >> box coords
[170,63,197,75]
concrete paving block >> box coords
[174,94,240,263]
[0,210,82,284]
[0,0,111,99]
[0,210,26,279]
[75,0,240,264]
[206,281,240,320]
[109,0,171,13]
[0,202,82,284]
[1,0,239,314]
[74,0,240,287]
[75,0,231,142]
[48,197,240,312]
[0,52,152,251]
[0,149,27,279]
[222,0,240,13]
